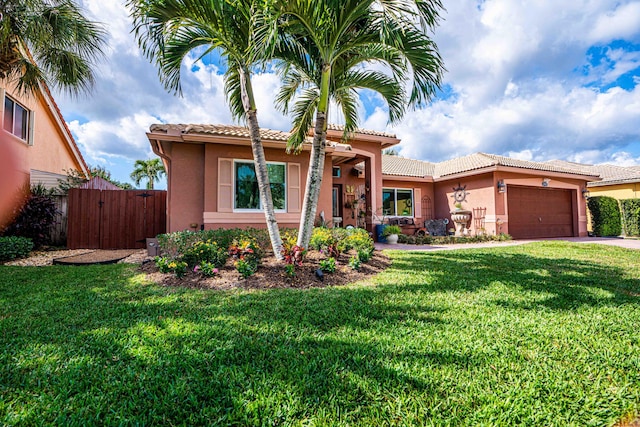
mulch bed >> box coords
[140,250,391,290]
[53,250,137,265]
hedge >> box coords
[620,199,640,236]
[587,196,622,237]
[0,236,34,262]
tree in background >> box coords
[271,0,444,248]
[128,0,285,259]
[130,159,166,190]
[0,0,105,96]
[57,165,133,193]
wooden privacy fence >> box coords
[67,188,166,249]
[49,195,68,246]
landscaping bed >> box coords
[141,249,390,290]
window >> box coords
[382,188,413,216]
[3,95,30,141]
[332,166,341,178]
[234,161,286,211]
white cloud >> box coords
[589,2,640,44]
[55,0,640,187]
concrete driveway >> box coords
[375,236,640,252]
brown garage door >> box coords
[507,186,575,239]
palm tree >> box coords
[128,0,285,259]
[0,0,105,96]
[271,0,444,248]
[130,159,166,190]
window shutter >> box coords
[414,188,422,218]
[28,110,35,145]
[287,163,301,213]
[218,158,233,212]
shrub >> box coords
[3,185,58,247]
[341,228,374,253]
[195,261,219,277]
[319,257,336,273]
[310,227,340,258]
[229,237,261,278]
[154,256,187,278]
[357,248,373,264]
[182,240,228,268]
[0,236,34,262]
[348,255,361,271]
[620,199,640,236]
[588,196,622,237]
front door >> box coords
[332,185,343,227]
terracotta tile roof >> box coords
[327,123,397,139]
[382,153,601,179]
[149,123,295,142]
[382,155,435,177]
[546,160,640,186]
[434,153,599,178]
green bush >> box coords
[588,196,622,237]
[620,199,640,236]
[3,185,58,247]
[397,233,511,245]
[0,236,34,262]
[182,240,228,268]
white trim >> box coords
[233,159,287,212]
[382,187,415,217]
[2,93,31,142]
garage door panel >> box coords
[508,186,574,239]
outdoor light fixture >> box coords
[542,178,551,187]
[496,180,506,193]
[582,188,590,199]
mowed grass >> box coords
[1,241,639,426]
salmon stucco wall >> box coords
[163,142,338,232]
[1,82,85,182]
[435,173,497,235]
[166,142,205,232]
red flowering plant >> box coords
[228,237,261,278]
[280,231,306,277]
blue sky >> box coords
[58,0,640,189]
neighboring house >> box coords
[1,79,89,191]
[148,124,599,239]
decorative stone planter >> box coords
[386,233,399,245]
[450,209,472,236]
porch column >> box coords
[364,157,373,233]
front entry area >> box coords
[507,186,576,239]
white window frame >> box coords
[2,92,33,144]
[382,188,414,217]
[233,159,287,212]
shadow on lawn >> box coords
[1,243,639,425]
[383,243,640,310]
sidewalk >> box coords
[374,236,640,252]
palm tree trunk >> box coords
[239,66,284,260]
[297,63,331,249]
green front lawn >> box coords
[1,241,639,426]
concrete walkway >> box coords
[375,236,640,252]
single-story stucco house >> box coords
[147,124,600,240]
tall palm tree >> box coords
[130,159,166,190]
[271,0,444,248]
[128,0,285,259]
[0,0,105,96]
